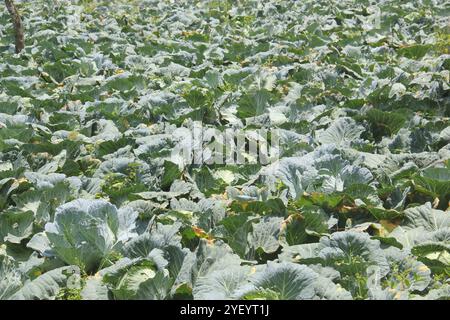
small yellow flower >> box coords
[68,131,79,141]
[418,265,430,273]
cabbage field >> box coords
[0,0,449,300]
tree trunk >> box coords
[5,0,24,53]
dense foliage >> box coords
[0,0,449,300]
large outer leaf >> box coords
[316,117,364,147]
[402,203,450,231]
[314,276,353,300]
[0,254,22,300]
[45,199,120,272]
[100,250,171,300]
[193,266,251,300]
[215,212,256,258]
[0,210,34,244]
[121,223,182,258]
[172,240,242,295]
[248,217,283,254]
[318,231,390,278]
[81,276,110,300]
[240,262,318,300]
[413,169,450,206]
[280,207,329,246]
[12,266,80,300]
